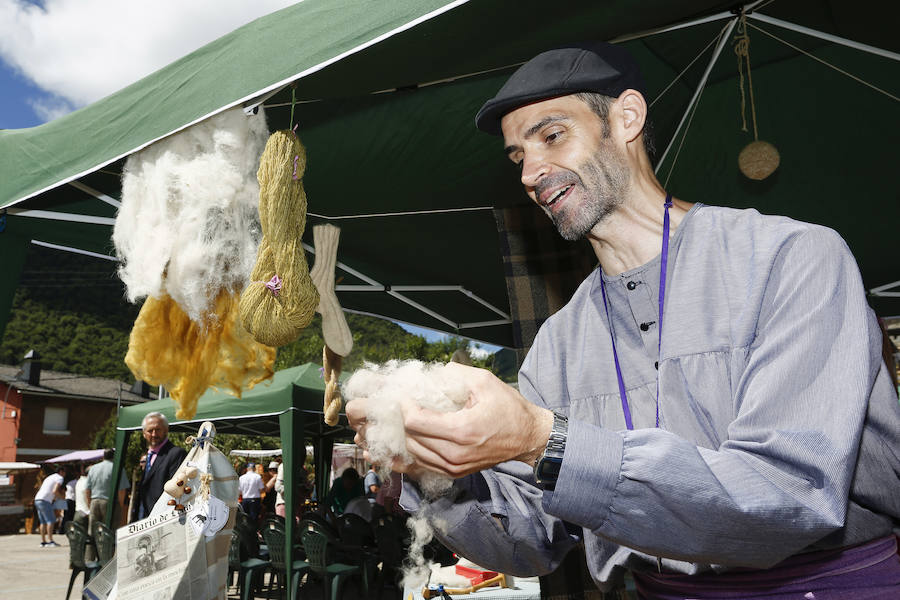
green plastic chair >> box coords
[64,521,100,600]
[301,527,367,600]
[261,519,310,598]
[92,521,116,567]
[228,529,273,600]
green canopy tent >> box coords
[109,362,352,592]
[1,0,898,352]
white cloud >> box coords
[26,94,75,121]
[0,0,300,108]
[468,344,494,359]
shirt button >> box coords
[626,281,637,290]
[640,322,650,331]
[654,361,659,370]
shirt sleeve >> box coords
[541,227,885,568]
[401,461,579,576]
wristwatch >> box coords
[533,412,568,491]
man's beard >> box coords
[547,142,630,241]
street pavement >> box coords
[0,532,371,599]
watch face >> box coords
[536,456,562,482]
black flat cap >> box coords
[475,41,645,136]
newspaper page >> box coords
[115,505,210,600]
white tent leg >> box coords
[749,13,900,62]
[654,17,739,173]
[31,239,118,261]
[68,181,121,208]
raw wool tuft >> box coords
[239,130,319,347]
[126,291,276,420]
[113,106,269,323]
[343,359,470,498]
[343,360,471,589]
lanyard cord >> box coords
[599,193,672,430]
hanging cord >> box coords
[748,22,899,103]
[289,84,298,130]
[734,13,760,139]
[663,21,733,188]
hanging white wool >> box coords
[113,106,269,322]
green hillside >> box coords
[0,243,498,379]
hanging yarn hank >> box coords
[239,130,319,347]
[322,345,343,426]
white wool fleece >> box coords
[113,106,269,322]
[342,359,470,498]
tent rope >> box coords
[308,206,493,220]
[649,33,720,108]
[663,22,732,188]
[748,22,899,102]
[734,13,759,139]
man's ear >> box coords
[617,89,647,145]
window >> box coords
[43,407,69,435]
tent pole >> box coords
[279,408,304,600]
[68,180,121,208]
[106,428,131,529]
[655,17,739,174]
[748,13,900,62]
[610,10,733,44]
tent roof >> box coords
[2,0,898,348]
[116,363,353,440]
[43,449,105,463]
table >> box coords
[404,576,541,600]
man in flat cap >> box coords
[349,42,900,596]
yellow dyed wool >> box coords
[240,130,319,347]
[126,291,275,419]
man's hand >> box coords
[347,362,553,479]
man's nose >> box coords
[520,152,549,189]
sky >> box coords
[0,0,502,356]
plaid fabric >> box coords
[494,206,596,366]
[539,544,637,600]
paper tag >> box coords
[204,495,228,537]
[188,500,210,537]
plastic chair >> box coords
[92,522,116,567]
[228,529,273,600]
[301,527,367,600]
[64,521,100,600]
[261,519,310,598]
[335,513,375,548]
[372,515,410,599]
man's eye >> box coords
[545,131,561,143]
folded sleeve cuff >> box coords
[542,419,623,528]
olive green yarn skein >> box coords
[240,130,319,347]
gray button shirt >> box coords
[401,204,900,590]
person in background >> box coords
[139,412,187,519]
[61,466,77,532]
[238,462,265,522]
[324,467,364,517]
[262,461,279,517]
[73,463,90,529]
[85,448,128,558]
[364,465,381,504]
[273,461,286,518]
[33,465,64,547]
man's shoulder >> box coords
[688,204,834,242]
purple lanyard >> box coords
[599,193,672,430]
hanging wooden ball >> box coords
[739,140,780,180]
